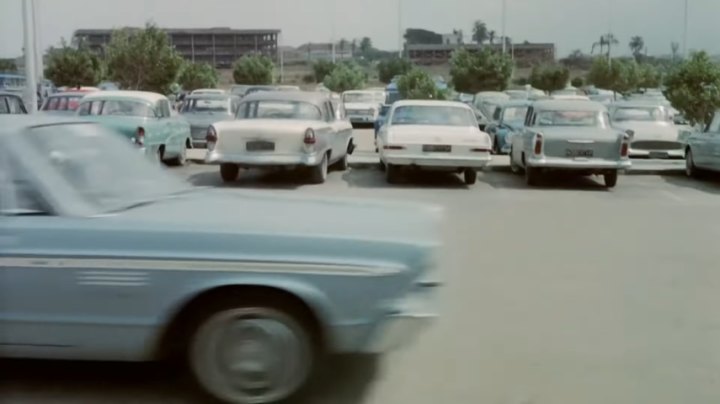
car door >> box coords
[692,112,719,169]
[330,99,353,158]
[704,112,720,171]
[154,100,177,153]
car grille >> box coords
[631,140,683,150]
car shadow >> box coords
[0,355,380,404]
[341,168,470,190]
[478,171,612,191]
[662,174,720,195]
[186,168,310,190]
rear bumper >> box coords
[205,150,324,167]
[527,156,632,170]
[382,153,492,168]
[349,115,376,124]
[629,148,685,159]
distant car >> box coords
[685,110,720,177]
[206,91,354,184]
[608,101,683,159]
[472,91,511,130]
[342,90,385,127]
[551,86,582,96]
[38,92,88,116]
[0,114,441,404]
[190,88,226,95]
[229,84,250,97]
[179,94,241,148]
[0,92,27,114]
[77,91,192,166]
[374,104,392,136]
[97,81,120,91]
[485,100,531,155]
[509,100,631,187]
[549,94,591,101]
[377,100,492,185]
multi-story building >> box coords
[73,27,280,68]
[294,43,354,62]
[407,42,556,66]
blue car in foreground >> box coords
[484,100,531,154]
[0,116,442,404]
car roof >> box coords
[609,100,668,108]
[0,91,23,98]
[343,89,383,94]
[393,100,473,109]
[241,91,331,106]
[184,93,238,100]
[46,91,88,97]
[81,90,167,103]
[497,99,532,107]
[0,115,95,135]
[532,100,607,111]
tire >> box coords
[332,153,348,171]
[604,170,618,188]
[309,154,328,184]
[464,168,477,185]
[386,163,401,184]
[379,159,386,172]
[686,148,700,178]
[509,148,521,174]
[189,300,315,404]
[525,166,540,186]
[220,164,239,183]
[166,143,187,167]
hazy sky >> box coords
[1,0,718,59]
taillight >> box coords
[135,127,145,146]
[383,145,405,150]
[303,128,316,145]
[621,135,629,157]
[533,134,543,155]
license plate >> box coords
[649,151,669,159]
[246,140,275,152]
[423,145,451,152]
[566,149,593,158]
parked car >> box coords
[377,100,492,185]
[229,84,250,97]
[472,91,511,130]
[684,110,720,177]
[608,101,683,159]
[191,88,226,95]
[485,100,531,155]
[179,93,241,148]
[0,92,27,114]
[342,90,385,127]
[509,100,631,187]
[206,91,354,184]
[0,114,441,404]
[38,91,88,116]
[375,104,392,136]
[77,91,192,166]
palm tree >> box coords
[488,30,496,45]
[629,36,644,61]
[591,33,619,60]
[472,20,488,45]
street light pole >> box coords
[501,0,507,54]
[683,0,688,58]
[22,0,38,113]
[331,0,337,63]
[398,0,403,58]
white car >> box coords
[205,91,354,184]
[342,90,386,126]
[377,100,492,185]
[608,101,683,159]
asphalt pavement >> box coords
[4,140,720,404]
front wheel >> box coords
[464,168,477,185]
[686,148,700,178]
[309,154,328,184]
[166,143,187,167]
[332,153,349,171]
[604,170,618,188]
[189,302,315,404]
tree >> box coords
[587,57,639,94]
[529,65,570,94]
[105,23,184,94]
[561,49,593,70]
[177,62,218,92]
[0,59,16,72]
[591,33,619,59]
[377,58,413,83]
[404,29,442,45]
[339,38,348,54]
[359,37,373,54]
[44,40,103,88]
[664,51,720,126]
[629,36,645,62]
[323,63,366,93]
[472,20,489,45]
[232,55,274,85]
[449,48,513,93]
[571,77,585,88]
[312,60,336,83]
[637,64,662,89]
[397,68,445,100]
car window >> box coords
[390,105,476,126]
[77,101,91,116]
[237,100,322,121]
[0,97,9,114]
[7,96,24,114]
[100,100,153,117]
[536,110,609,128]
[90,101,103,116]
[44,97,60,111]
[160,100,171,117]
[707,112,720,133]
[325,101,335,121]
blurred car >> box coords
[206,91,354,184]
[342,90,385,127]
[77,91,192,166]
[685,110,720,177]
[229,84,250,97]
[549,94,591,101]
[179,93,241,148]
[472,91,511,130]
[509,100,631,187]
[374,104,392,136]
[377,100,492,185]
[0,115,441,404]
[485,100,531,155]
[0,92,27,114]
[97,81,120,91]
[608,101,683,159]
[38,91,88,116]
[551,86,582,96]
[190,88,226,95]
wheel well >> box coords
[154,285,325,360]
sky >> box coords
[1,0,718,59]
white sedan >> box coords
[377,100,493,185]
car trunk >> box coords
[215,119,320,155]
[539,127,622,160]
[387,125,490,154]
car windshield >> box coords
[343,93,382,103]
[391,105,475,126]
[182,98,229,113]
[42,96,82,111]
[612,107,666,122]
[91,100,154,117]
[536,110,609,128]
[237,100,322,120]
[503,106,529,122]
[22,124,190,214]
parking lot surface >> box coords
[4,165,720,404]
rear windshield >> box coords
[536,110,609,128]
[78,99,154,117]
[237,100,322,121]
[391,105,476,127]
[611,107,666,122]
[42,96,82,111]
[181,98,229,113]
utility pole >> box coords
[398,0,403,58]
[683,0,688,58]
[331,0,337,63]
[32,0,43,84]
[501,0,507,54]
[22,0,38,113]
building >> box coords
[294,43,354,62]
[73,27,280,68]
[407,42,555,66]
[441,33,463,46]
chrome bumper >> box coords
[629,148,685,159]
[383,153,492,168]
[364,293,437,353]
[205,150,324,166]
[527,156,632,170]
[348,115,376,123]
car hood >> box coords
[388,124,491,146]
[612,121,679,141]
[182,113,234,128]
[344,102,380,111]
